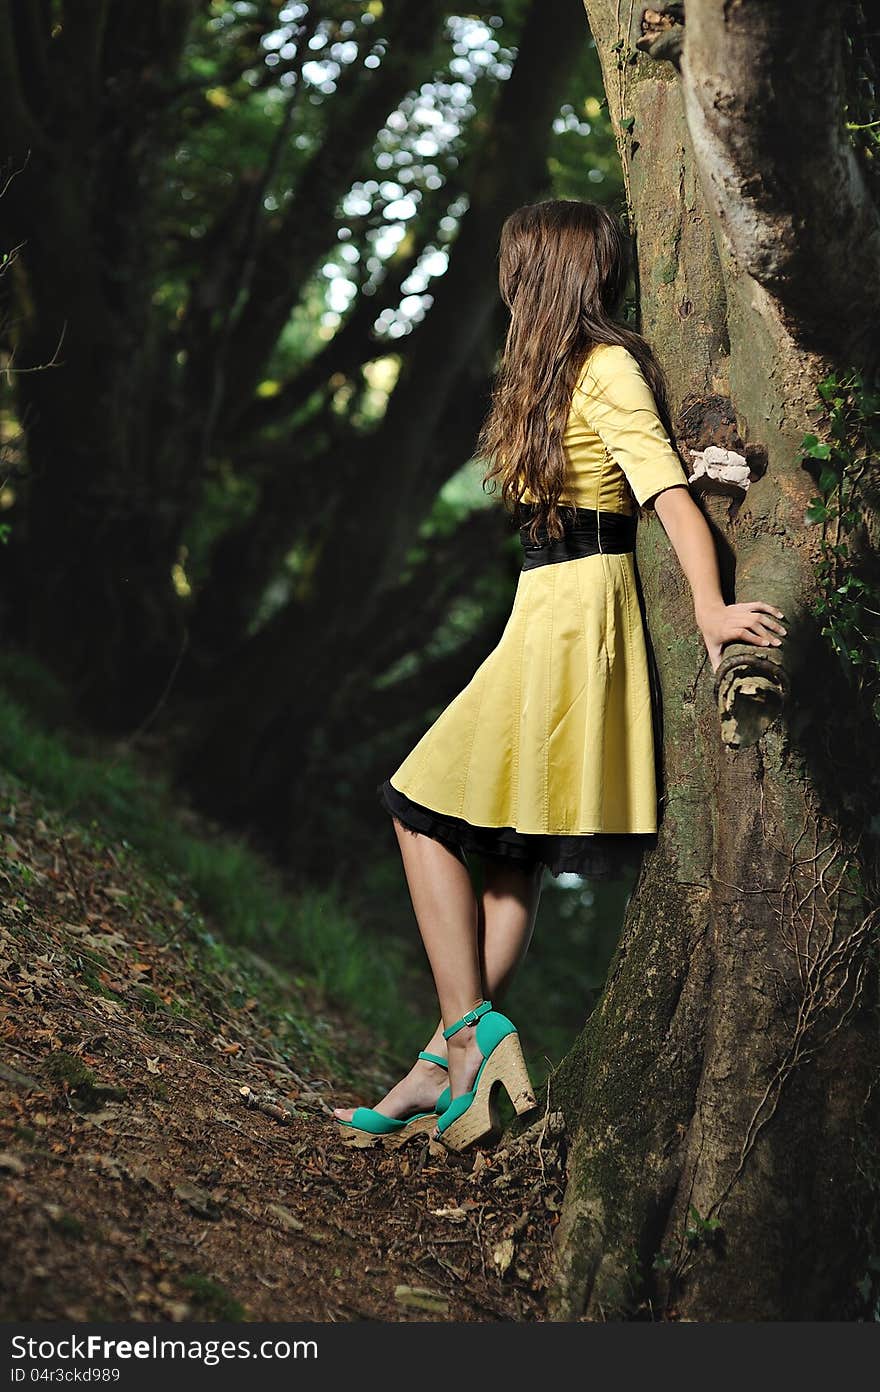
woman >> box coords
[334,199,785,1153]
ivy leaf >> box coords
[818,466,840,494]
[818,375,839,400]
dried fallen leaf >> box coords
[493,1238,515,1277]
[470,1151,488,1180]
[0,1151,25,1176]
[95,999,125,1018]
[430,1206,469,1223]
[0,1063,40,1091]
[82,1153,124,1180]
[394,1285,449,1316]
[267,1203,304,1233]
[174,1182,221,1220]
[163,1301,191,1323]
[129,1164,161,1192]
[145,1057,162,1075]
[81,1107,123,1126]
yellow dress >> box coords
[379,343,690,872]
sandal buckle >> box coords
[442,999,492,1039]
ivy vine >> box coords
[0,249,11,547]
[803,369,880,723]
[842,2,879,203]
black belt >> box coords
[516,503,637,570]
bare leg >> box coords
[334,820,480,1120]
[334,837,543,1122]
[434,854,543,1105]
[478,856,543,1002]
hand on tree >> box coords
[696,601,787,673]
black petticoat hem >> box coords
[376,779,654,880]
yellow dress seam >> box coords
[510,571,532,820]
[543,561,556,827]
[457,654,489,819]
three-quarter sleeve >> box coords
[573,343,690,508]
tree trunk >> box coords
[1,0,200,727]
[550,1,880,1321]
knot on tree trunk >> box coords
[637,6,685,68]
[714,646,787,749]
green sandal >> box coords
[336,1051,449,1149]
[435,1001,537,1153]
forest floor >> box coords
[0,768,565,1323]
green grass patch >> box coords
[181,1274,246,1322]
[0,654,419,1064]
[45,1051,96,1090]
[47,1212,86,1241]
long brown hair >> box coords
[478,199,676,543]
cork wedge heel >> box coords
[435,1001,537,1154]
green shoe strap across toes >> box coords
[340,1105,435,1135]
[419,1049,451,1115]
[338,1050,451,1133]
[418,1051,448,1068]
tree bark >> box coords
[2,0,200,726]
[550,0,879,1321]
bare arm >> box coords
[652,486,786,672]
[573,345,787,671]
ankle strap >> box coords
[442,1000,492,1040]
[417,1050,448,1069]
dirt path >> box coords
[0,776,564,1322]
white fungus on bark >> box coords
[687,445,751,491]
